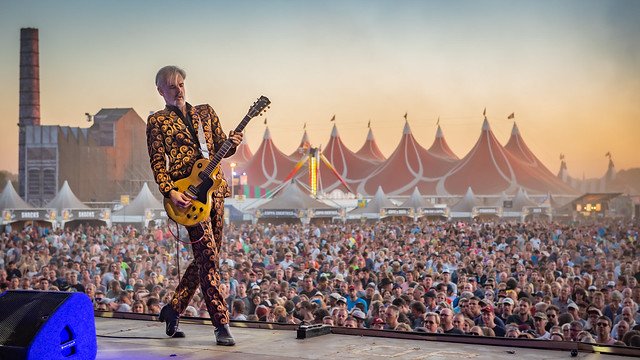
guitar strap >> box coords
[196,116,210,159]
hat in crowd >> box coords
[337,297,347,304]
[501,298,515,306]
[534,312,547,320]
[588,285,597,291]
[442,267,450,274]
[534,291,544,298]
[124,285,134,292]
[372,317,385,325]
[366,282,376,289]
[351,309,366,321]
[606,281,615,287]
[334,274,345,282]
[481,304,494,313]
[251,284,261,291]
[467,277,477,282]
[311,298,322,306]
[567,302,579,311]
[379,278,393,288]
[611,291,623,301]
[256,305,269,319]
[329,293,341,301]
[348,285,356,291]
[587,306,602,316]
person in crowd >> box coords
[441,308,464,334]
[595,316,616,345]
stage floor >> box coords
[95,317,629,360]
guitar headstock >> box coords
[247,96,271,118]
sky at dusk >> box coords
[1,0,638,178]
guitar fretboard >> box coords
[199,114,252,180]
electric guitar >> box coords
[164,96,270,226]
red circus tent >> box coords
[427,125,459,160]
[319,125,378,192]
[438,119,578,196]
[355,127,386,163]
[504,123,577,195]
[240,127,298,192]
[437,119,519,195]
[357,122,458,196]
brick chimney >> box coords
[18,28,40,198]
[19,28,40,126]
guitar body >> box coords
[163,158,223,227]
[161,95,270,227]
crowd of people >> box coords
[1,218,639,348]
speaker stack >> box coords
[0,290,97,360]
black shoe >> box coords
[214,324,235,346]
[159,304,185,338]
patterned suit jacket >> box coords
[146,103,235,199]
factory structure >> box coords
[17,28,154,206]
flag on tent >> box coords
[403,112,408,120]
[330,115,336,122]
[507,112,515,119]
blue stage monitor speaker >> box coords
[0,290,97,360]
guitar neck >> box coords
[202,114,252,176]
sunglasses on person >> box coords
[596,322,609,327]
[467,331,482,336]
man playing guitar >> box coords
[147,65,241,346]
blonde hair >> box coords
[155,65,186,87]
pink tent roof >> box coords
[241,127,298,190]
[427,125,459,160]
[438,119,520,195]
[504,123,576,194]
[355,128,386,163]
[319,125,378,192]
[357,121,457,196]
[289,130,311,160]
[438,119,577,196]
